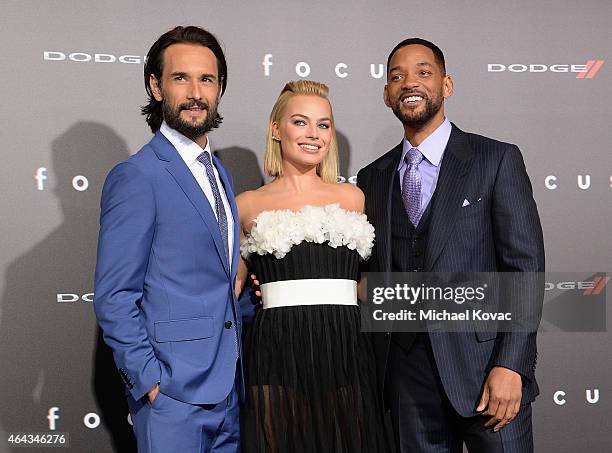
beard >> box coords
[390,90,443,128]
[162,98,222,142]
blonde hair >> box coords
[263,80,339,183]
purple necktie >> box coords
[402,147,424,226]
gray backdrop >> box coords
[1,0,610,451]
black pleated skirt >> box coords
[241,303,390,453]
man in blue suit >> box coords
[358,39,544,452]
[94,26,243,452]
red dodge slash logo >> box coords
[576,60,605,79]
[583,276,610,295]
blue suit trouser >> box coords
[127,379,240,453]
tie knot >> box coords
[405,147,423,166]
[197,151,212,166]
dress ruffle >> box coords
[240,204,375,260]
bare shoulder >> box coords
[236,182,273,211]
[334,183,365,213]
[236,184,279,230]
[236,189,254,208]
[235,190,258,222]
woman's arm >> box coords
[234,191,251,298]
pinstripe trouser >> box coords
[385,333,533,453]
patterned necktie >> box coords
[197,151,229,261]
[197,151,238,359]
[402,147,424,226]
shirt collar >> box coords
[399,117,452,168]
[160,121,211,166]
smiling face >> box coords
[384,44,453,129]
[150,43,221,143]
[272,94,333,174]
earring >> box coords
[272,136,280,142]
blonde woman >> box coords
[236,81,389,452]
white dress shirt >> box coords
[160,121,234,266]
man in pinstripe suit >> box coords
[357,38,544,452]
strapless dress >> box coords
[240,204,389,453]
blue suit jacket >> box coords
[94,131,243,405]
[358,124,545,417]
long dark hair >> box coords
[141,26,228,133]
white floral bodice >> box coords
[240,204,375,260]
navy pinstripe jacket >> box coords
[357,124,545,416]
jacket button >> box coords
[224,321,232,329]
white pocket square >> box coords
[462,197,482,207]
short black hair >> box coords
[141,26,227,133]
[387,38,446,76]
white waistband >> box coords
[260,279,357,309]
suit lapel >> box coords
[150,132,230,277]
[424,125,474,270]
[374,143,403,272]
